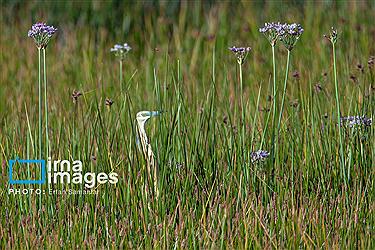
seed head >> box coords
[290,99,299,108]
[292,70,300,79]
[228,46,251,65]
[357,64,364,73]
[105,98,114,107]
[350,75,358,83]
[28,22,57,49]
[314,83,323,93]
[324,27,338,45]
[71,90,82,104]
[368,56,374,69]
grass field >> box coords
[1,1,374,248]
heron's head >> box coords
[136,111,162,126]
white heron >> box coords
[136,110,162,199]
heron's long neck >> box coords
[137,122,156,167]
[136,117,159,199]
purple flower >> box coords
[110,43,131,60]
[228,46,251,65]
[284,23,304,36]
[259,22,283,46]
[250,150,270,163]
[28,22,57,49]
[278,23,304,51]
[340,115,372,128]
[260,22,303,50]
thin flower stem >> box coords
[240,63,244,116]
[259,108,272,151]
[270,45,277,160]
[333,43,346,184]
[252,86,262,151]
[38,48,42,160]
[259,46,275,150]
[38,48,42,212]
[239,63,245,158]
[277,50,290,134]
[43,49,49,157]
[272,45,277,123]
[119,60,123,88]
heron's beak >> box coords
[150,111,164,117]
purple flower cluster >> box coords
[110,43,132,60]
[340,115,372,128]
[259,22,281,33]
[228,46,251,65]
[28,22,57,49]
[278,23,304,51]
[283,23,304,36]
[259,22,283,46]
[250,150,270,163]
[259,22,303,50]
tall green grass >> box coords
[0,1,374,248]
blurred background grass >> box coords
[1,0,374,248]
[1,0,374,118]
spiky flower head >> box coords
[105,98,114,107]
[110,43,131,61]
[28,22,57,49]
[324,27,338,45]
[278,23,304,51]
[259,22,283,46]
[340,115,372,128]
[368,56,374,69]
[250,150,270,163]
[71,90,82,104]
[228,46,251,65]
